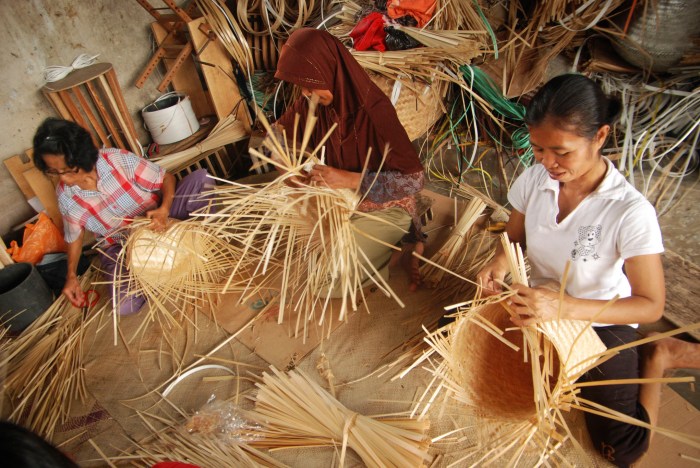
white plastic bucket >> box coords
[142,92,200,145]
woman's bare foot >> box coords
[406,242,423,291]
[645,334,700,372]
[389,242,424,291]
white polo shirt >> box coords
[508,158,663,305]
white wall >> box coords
[0,0,164,235]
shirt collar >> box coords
[62,156,107,197]
[537,157,627,201]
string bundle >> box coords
[596,72,700,215]
[43,53,100,82]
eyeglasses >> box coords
[44,167,80,176]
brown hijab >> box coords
[274,28,423,175]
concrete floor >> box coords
[658,177,700,265]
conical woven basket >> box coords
[451,300,605,421]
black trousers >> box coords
[580,325,650,467]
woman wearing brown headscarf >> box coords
[274,28,425,290]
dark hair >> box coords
[525,74,621,139]
[0,421,79,467]
[32,118,98,173]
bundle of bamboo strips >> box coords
[0,266,103,439]
[150,112,247,172]
[110,217,247,336]
[420,196,487,286]
[197,97,404,337]
[248,367,432,467]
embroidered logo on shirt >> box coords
[571,224,602,262]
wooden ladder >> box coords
[134,0,207,92]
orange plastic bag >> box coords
[7,213,67,264]
[387,0,437,27]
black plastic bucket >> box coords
[0,262,53,333]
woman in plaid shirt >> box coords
[32,118,210,315]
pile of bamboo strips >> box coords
[248,367,432,467]
[195,0,256,78]
[0,267,103,439]
[197,97,404,337]
[420,196,487,287]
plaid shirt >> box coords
[58,148,165,245]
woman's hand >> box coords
[62,276,85,308]
[508,284,564,326]
[146,206,169,232]
[476,262,508,296]
[283,172,311,188]
[309,165,361,190]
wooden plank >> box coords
[103,69,141,155]
[42,63,112,92]
[187,17,251,131]
[0,238,14,267]
[72,86,111,148]
[42,89,72,120]
[85,80,123,149]
[151,21,213,118]
[96,73,139,155]
[22,168,62,234]
[4,153,36,199]
[662,250,700,341]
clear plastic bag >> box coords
[185,395,263,443]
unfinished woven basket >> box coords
[129,222,204,285]
[451,300,606,421]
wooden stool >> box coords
[42,63,142,156]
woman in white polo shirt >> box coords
[477,74,700,467]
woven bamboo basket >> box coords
[128,221,206,285]
[370,73,446,141]
[451,300,606,421]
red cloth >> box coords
[349,12,387,52]
[387,0,437,27]
[274,28,423,176]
